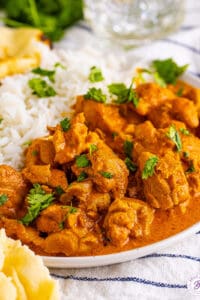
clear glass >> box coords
[84,0,185,48]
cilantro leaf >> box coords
[54,62,66,69]
[28,78,56,97]
[0,118,3,124]
[176,87,184,97]
[32,150,38,156]
[89,144,98,155]
[186,161,195,173]
[152,58,188,85]
[77,171,88,182]
[21,184,54,225]
[32,67,56,82]
[89,66,104,83]
[84,87,106,103]
[166,125,182,152]
[76,154,90,168]
[108,83,139,107]
[99,171,113,179]
[59,205,78,229]
[125,157,137,173]
[180,128,190,135]
[0,194,8,206]
[60,117,71,132]
[183,151,189,158]
[55,186,64,195]
[124,140,133,159]
[142,156,158,179]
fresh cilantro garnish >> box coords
[176,87,184,97]
[59,205,78,230]
[180,128,190,135]
[111,132,118,139]
[183,151,189,158]
[89,144,98,155]
[32,150,38,156]
[32,67,56,82]
[60,117,71,132]
[89,66,104,83]
[125,157,137,173]
[186,162,195,173]
[54,62,66,69]
[166,124,182,152]
[142,156,158,179]
[76,154,90,168]
[77,171,88,182]
[84,87,106,103]
[152,58,188,85]
[21,184,54,225]
[55,186,64,195]
[22,140,32,147]
[28,78,56,97]
[108,83,139,107]
[99,171,113,179]
[0,194,8,206]
[124,140,133,158]
[0,118,3,124]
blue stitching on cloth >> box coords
[50,274,187,288]
[140,253,200,262]
[161,38,200,55]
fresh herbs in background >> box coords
[28,77,56,97]
[166,124,182,152]
[89,66,104,83]
[142,156,158,179]
[108,83,139,107]
[99,171,113,179]
[125,157,137,173]
[76,154,91,168]
[84,87,107,103]
[0,194,8,206]
[1,0,83,41]
[32,67,56,83]
[60,117,71,132]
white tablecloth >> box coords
[52,1,200,299]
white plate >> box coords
[43,72,200,268]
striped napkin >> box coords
[52,1,200,299]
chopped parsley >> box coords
[20,184,54,225]
[0,194,8,206]
[124,140,133,158]
[166,124,182,152]
[54,62,66,69]
[55,186,65,195]
[60,117,71,132]
[76,154,90,168]
[32,150,38,156]
[28,78,56,97]
[89,66,104,83]
[99,171,113,179]
[22,140,32,147]
[142,156,158,179]
[0,118,3,124]
[32,67,56,83]
[108,83,139,107]
[84,87,106,103]
[125,157,137,173]
[183,151,189,158]
[180,128,190,135]
[186,162,195,174]
[176,87,184,97]
[152,58,188,85]
[77,171,88,182]
[89,144,98,155]
[111,132,118,139]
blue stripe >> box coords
[188,70,200,77]
[50,273,186,288]
[161,38,200,55]
[196,231,200,234]
[140,253,200,262]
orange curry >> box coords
[0,79,200,256]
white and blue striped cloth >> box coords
[53,1,200,299]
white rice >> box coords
[0,42,140,169]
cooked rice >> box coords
[0,43,139,169]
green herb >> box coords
[58,221,64,230]
[0,118,3,124]
[22,140,32,146]
[0,194,8,206]
[124,140,133,159]
[166,125,182,152]
[59,205,78,230]
[142,156,158,179]
[21,184,54,225]
[89,66,104,83]
[2,0,83,41]
[76,154,90,168]
[186,162,195,173]
[99,171,113,179]
[89,144,98,155]
[180,128,190,135]
[84,87,106,103]
[32,150,38,156]
[152,58,188,85]
[176,87,184,96]
[77,171,88,182]
[125,157,137,173]
[183,151,189,158]
[153,72,167,87]
[28,78,56,97]
[54,62,66,69]
[108,83,139,107]
[32,67,55,82]
[60,117,71,132]
[55,186,64,195]
[111,132,118,139]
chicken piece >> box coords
[48,169,68,191]
[137,151,190,209]
[0,165,28,218]
[87,191,111,213]
[135,82,175,116]
[25,138,55,167]
[75,96,129,135]
[53,113,88,164]
[104,197,154,247]
[60,180,92,204]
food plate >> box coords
[42,72,200,269]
